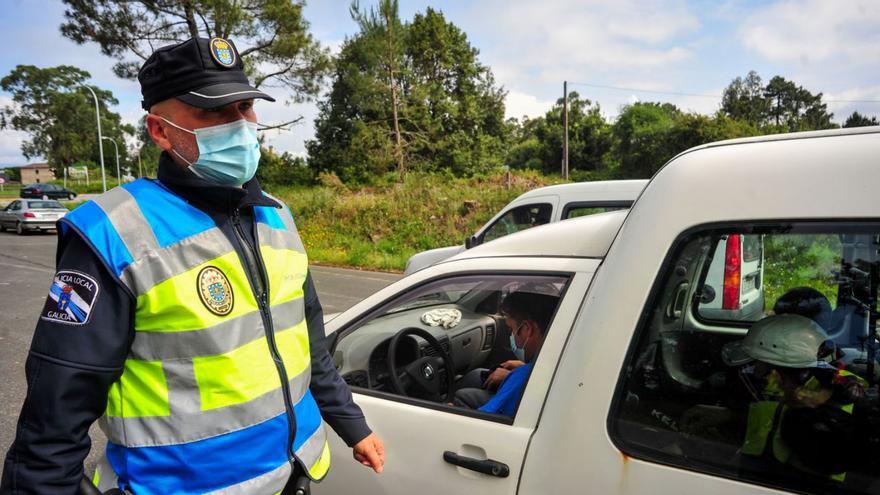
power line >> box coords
[566,81,880,104]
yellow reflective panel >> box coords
[106,360,170,418]
[308,442,331,480]
[193,322,311,411]
[276,319,311,378]
[135,251,258,332]
[260,246,307,306]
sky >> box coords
[1,0,879,166]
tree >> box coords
[843,111,879,128]
[307,6,506,183]
[257,147,313,187]
[349,0,406,177]
[0,65,134,173]
[59,0,330,129]
[506,92,613,176]
[721,71,770,126]
[611,102,681,178]
[4,167,21,182]
[764,76,835,132]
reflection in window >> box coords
[612,224,880,494]
[482,203,552,243]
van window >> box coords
[481,203,552,243]
[611,223,880,494]
[562,202,630,220]
[333,274,568,420]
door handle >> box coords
[443,451,509,478]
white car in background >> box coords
[403,179,648,275]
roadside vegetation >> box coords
[275,170,558,271]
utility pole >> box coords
[79,85,107,192]
[137,152,143,178]
[563,80,569,180]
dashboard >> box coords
[335,303,501,393]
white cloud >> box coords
[740,1,880,66]
[469,0,700,87]
[504,90,555,120]
[823,85,880,122]
[0,96,38,166]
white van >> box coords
[316,127,880,495]
[403,179,648,275]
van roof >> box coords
[515,179,648,202]
[634,127,880,240]
[454,209,628,261]
[675,125,880,158]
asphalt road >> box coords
[0,230,401,478]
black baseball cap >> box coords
[138,37,275,110]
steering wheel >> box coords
[387,327,455,401]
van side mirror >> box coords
[465,235,479,249]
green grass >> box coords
[272,170,561,271]
[0,184,21,198]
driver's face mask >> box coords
[160,117,261,187]
[509,320,528,361]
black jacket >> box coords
[1,153,371,495]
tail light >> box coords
[722,234,741,310]
[23,212,36,218]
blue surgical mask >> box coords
[162,117,260,187]
[509,321,527,361]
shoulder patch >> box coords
[41,270,100,326]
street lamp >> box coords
[101,136,121,186]
[78,85,107,192]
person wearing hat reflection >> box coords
[722,314,866,482]
[1,38,383,495]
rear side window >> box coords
[611,222,880,494]
[27,201,63,209]
[562,202,630,220]
[482,203,552,243]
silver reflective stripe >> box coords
[94,454,119,492]
[258,222,305,254]
[208,459,291,495]
[101,365,311,447]
[130,297,305,360]
[296,421,329,479]
[92,187,160,261]
[120,227,235,296]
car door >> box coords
[314,256,598,495]
[1,201,20,226]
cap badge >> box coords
[198,266,234,316]
[210,38,236,68]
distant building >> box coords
[19,162,55,184]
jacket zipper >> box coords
[231,208,299,467]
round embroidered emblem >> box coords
[197,266,234,316]
[209,37,236,68]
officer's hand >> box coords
[483,367,511,391]
[500,360,525,370]
[353,432,385,474]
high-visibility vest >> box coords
[742,370,858,483]
[61,179,330,494]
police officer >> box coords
[1,37,384,494]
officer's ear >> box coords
[145,112,174,152]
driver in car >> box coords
[453,291,557,416]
